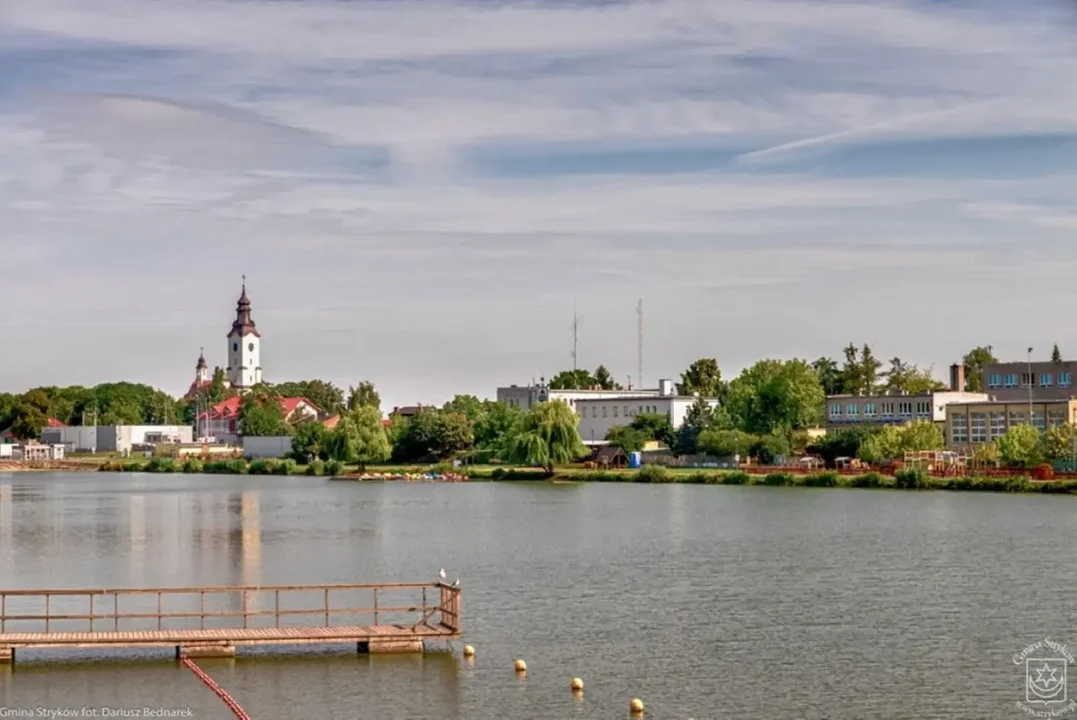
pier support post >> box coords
[177,644,236,659]
[0,647,13,665]
[358,638,424,654]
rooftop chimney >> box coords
[949,363,965,393]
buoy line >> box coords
[181,656,252,720]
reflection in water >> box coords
[3,475,1077,719]
[0,484,12,563]
[129,495,145,582]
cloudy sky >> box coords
[2,0,1077,410]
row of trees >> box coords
[810,420,1077,469]
[289,393,585,474]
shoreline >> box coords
[3,459,1075,494]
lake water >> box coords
[1,472,1075,719]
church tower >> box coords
[195,348,209,384]
[226,277,262,390]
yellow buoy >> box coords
[629,698,645,714]
[570,677,584,692]
[514,659,527,673]
[462,645,475,657]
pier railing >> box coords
[0,582,461,635]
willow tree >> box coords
[502,400,586,476]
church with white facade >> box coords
[185,279,263,399]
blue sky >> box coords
[2,0,1077,410]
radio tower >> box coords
[636,298,644,389]
[571,303,580,387]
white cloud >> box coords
[1,0,1077,408]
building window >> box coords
[1060,373,1073,388]
[1032,411,1046,430]
[898,402,912,418]
[864,403,877,418]
[987,373,1002,389]
[1048,409,1065,427]
[881,403,894,418]
[846,403,859,418]
[1041,374,1054,387]
[952,414,968,444]
[829,404,842,419]
[916,401,930,417]
[592,408,597,418]
[989,412,1006,438]
[612,406,618,418]
[1005,374,1018,388]
[970,413,986,443]
[602,406,608,418]
[1021,373,1035,388]
[1009,411,1027,426]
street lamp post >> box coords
[1028,347,1034,424]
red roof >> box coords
[197,396,322,421]
[322,415,340,430]
[46,417,66,428]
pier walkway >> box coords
[0,581,460,664]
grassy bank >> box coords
[89,458,1077,493]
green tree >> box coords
[474,401,523,456]
[502,400,586,475]
[604,425,650,452]
[430,411,474,460]
[858,420,943,462]
[0,393,17,433]
[697,429,755,458]
[346,381,380,412]
[997,424,1044,468]
[593,365,619,390]
[630,412,675,447]
[807,426,880,466]
[442,395,485,422]
[385,412,409,447]
[391,409,474,461]
[676,358,725,399]
[841,343,882,396]
[7,402,48,441]
[1044,423,1075,462]
[972,442,1000,465]
[674,397,724,455]
[962,346,998,393]
[338,405,392,469]
[882,358,946,394]
[812,357,844,396]
[750,432,791,464]
[292,421,330,463]
[1053,344,1063,363]
[726,359,825,435]
[238,392,292,436]
[208,367,233,404]
[271,380,343,416]
[901,419,945,452]
[548,369,597,390]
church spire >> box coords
[196,347,207,370]
[229,276,259,338]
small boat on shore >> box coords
[329,472,468,483]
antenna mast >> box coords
[636,298,644,389]
[572,303,579,376]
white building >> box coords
[227,279,262,390]
[496,379,671,413]
[42,425,194,455]
[575,380,721,445]
[497,378,720,446]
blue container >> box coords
[629,452,642,469]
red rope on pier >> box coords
[181,656,252,720]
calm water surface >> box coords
[0,472,1075,719]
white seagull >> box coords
[439,569,446,580]
[453,579,460,587]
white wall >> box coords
[229,333,261,388]
[576,397,720,444]
[243,436,294,459]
